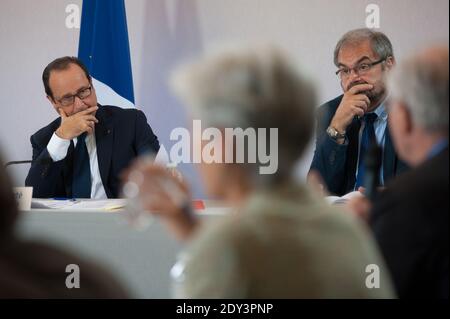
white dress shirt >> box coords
[47,131,108,199]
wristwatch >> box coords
[326,126,346,140]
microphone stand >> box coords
[4,160,33,168]
[364,143,382,202]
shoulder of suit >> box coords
[314,95,344,125]
[373,150,449,231]
[32,117,61,142]
[318,95,344,112]
[382,148,448,205]
[98,105,144,117]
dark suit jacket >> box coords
[370,147,449,299]
[309,95,409,196]
[25,105,160,198]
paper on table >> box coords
[31,199,128,211]
[31,199,78,209]
[69,199,128,210]
[325,190,363,205]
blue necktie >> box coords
[72,132,91,198]
[355,113,378,189]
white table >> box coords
[16,201,230,298]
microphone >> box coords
[4,160,33,168]
[363,143,382,202]
[4,156,55,168]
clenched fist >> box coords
[330,83,373,134]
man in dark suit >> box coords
[309,29,408,196]
[25,56,160,198]
[369,46,449,299]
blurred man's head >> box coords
[334,28,395,111]
[387,46,449,166]
[0,153,19,241]
[43,56,97,116]
[171,46,316,199]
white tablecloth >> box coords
[16,201,230,298]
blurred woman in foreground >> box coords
[124,46,394,298]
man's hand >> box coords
[55,106,99,140]
[330,83,373,134]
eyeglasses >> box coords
[56,86,92,106]
[335,59,385,80]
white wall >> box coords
[1,0,448,197]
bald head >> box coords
[416,45,449,65]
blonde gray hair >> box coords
[334,28,394,66]
[388,47,449,133]
[171,46,316,181]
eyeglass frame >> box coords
[335,58,386,80]
[54,85,93,106]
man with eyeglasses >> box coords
[25,56,160,199]
[309,28,408,196]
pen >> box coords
[52,197,77,201]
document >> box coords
[325,190,363,205]
[31,199,78,209]
[31,199,128,211]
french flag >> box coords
[78,0,135,109]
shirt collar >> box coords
[428,139,449,159]
[373,100,388,121]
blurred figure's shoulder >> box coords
[0,239,129,298]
